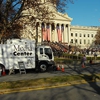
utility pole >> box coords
[35,22,39,51]
[35,22,39,71]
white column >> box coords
[61,24,64,42]
[49,24,51,41]
[68,24,71,44]
[44,23,46,29]
[54,23,58,42]
[51,24,54,42]
[63,24,66,42]
[61,26,64,42]
[59,24,63,42]
[59,23,61,42]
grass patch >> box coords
[0,74,100,90]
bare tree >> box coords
[56,0,74,13]
[95,29,100,45]
[0,0,24,42]
[0,0,74,42]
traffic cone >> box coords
[2,67,6,76]
[82,63,85,68]
[57,64,61,71]
[61,65,65,72]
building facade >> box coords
[21,0,100,49]
[70,26,99,49]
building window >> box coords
[40,48,43,54]
[76,39,77,43]
[71,39,73,43]
[91,34,93,37]
[84,40,86,44]
[71,33,73,37]
[88,40,90,44]
[84,34,85,37]
[75,39,77,43]
[80,39,82,44]
[75,33,77,37]
[80,33,82,37]
[88,34,89,37]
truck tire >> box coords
[39,63,47,72]
[0,64,5,75]
[0,64,5,69]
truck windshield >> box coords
[44,48,52,59]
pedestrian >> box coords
[81,55,86,68]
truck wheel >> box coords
[0,64,5,76]
[39,63,47,72]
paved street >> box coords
[0,63,100,82]
[0,58,100,97]
[0,81,100,100]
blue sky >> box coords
[66,0,100,26]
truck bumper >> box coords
[48,60,55,66]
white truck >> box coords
[0,39,55,73]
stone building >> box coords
[21,0,100,49]
[70,26,99,49]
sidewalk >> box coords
[0,63,100,82]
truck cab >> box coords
[37,45,55,72]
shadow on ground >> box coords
[72,61,100,95]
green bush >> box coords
[54,54,100,64]
[54,57,72,64]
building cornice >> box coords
[70,25,100,31]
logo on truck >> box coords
[13,45,34,56]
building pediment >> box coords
[51,11,73,22]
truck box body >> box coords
[0,39,35,70]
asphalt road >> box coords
[0,81,100,100]
[0,63,100,82]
